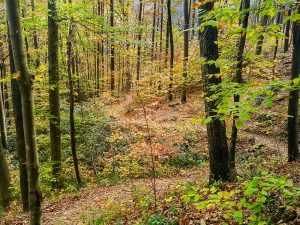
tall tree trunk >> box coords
[181,0,189,103]
[199,2,230,183]
[284,9,292,53]
[48,0,62,184]
[136,0,143,82]
[151,1,157,61]
[229,0,250,181]
[288,5,300,162]
[158,0,164,91]
[110,0,115,91]
[0,62,8,149]
[6,0,42,223]
[167,0,174,101]
[67,0,81,183]
[8,32,29,212]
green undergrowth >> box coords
[82,171,300,224]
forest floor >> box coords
[3,78,300,224]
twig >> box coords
[136,92,158,209]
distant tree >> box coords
[181,0,189,103]
[136,0,143,82]
[199,2,230,183]
[167,0,174,101]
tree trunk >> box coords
[8,31,29,212]
[288,5,300,162]
[67,0,81,183]
[181,0,189,103]
[0,141,10,208]
[0,64,8,149]
[284,9,292,53]
[229,0,250,181]
[136,0,143,82]
[6,0,42,223]
[199,2,230,183]
[48,0,62,184]
[110,0,115,91]
[167,0,174,101]
[255,15,268,55]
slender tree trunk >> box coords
[284,9,292,53]
[181,0,189,103]
[229,0,250,181]
[199,2,230,183]
[158,0,164,91]
[273,12,281,60]
[167,0,174,101]
[256,15,268,55]
[6,0,42,223]
[288,5,300,162]
[67,0,81,183]
[0,64,8,149]
[151,1,157,61]
[110,0,115,91]
[136,0,143,82]
[48,0,62,184]
[0,85,7,150]
[31,0,40,67]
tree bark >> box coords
[6,0,42,223]
[288,4,300,162]
[199,2,230,183]
[48,0,62,184]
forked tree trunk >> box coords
[6,0,42,223]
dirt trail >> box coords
[3,95,288,225]
[6,171,203,225]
